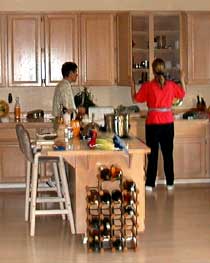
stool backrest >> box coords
[16,123,25,154]
[15,124,34,163]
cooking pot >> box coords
[104,113,130,138]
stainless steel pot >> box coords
[104,113,130,138]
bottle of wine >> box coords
[88,235,100,252]
[100,217,111,237]
[110,165,123,181]
[99,190,111,205]
[14,97,21,122]
[111,189,122,203]
[88,217,100,236]
[123,192,135,205]
[87,189,99,206]
[123,204,136,217]
[123,179,136,192]
[112,237,123,251]
[99,166,111,181]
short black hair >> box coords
[61,62,78,78]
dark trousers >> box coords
[145,123,174,187]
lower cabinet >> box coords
[0,122,53,183]
[130,118,209,180]
[0,144,25,183]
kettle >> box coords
[104,113,130,138]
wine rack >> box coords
[86,164,138,252]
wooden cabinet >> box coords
[187,12,210,84]
[116,13,131,86]
[0,122,53,183]
[0,15,7,87]
[44,14,79,86]
[7,15,42,87]
[117,12,184,86]
[0,144,25,183]
[130,118,209,180]
[80,13,116,86]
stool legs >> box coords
[58,157,75,234]
[25,161,31,221]
[30,154,39,236]
[53,162,66,220]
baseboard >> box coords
[157,178,210,184]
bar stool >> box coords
[15,124,75,236]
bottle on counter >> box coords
[14,97,21,122]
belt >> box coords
[148,107,172,112]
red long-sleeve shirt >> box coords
[135,79,185,124]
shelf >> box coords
[132,48,149,53]
[132,68,149,72]
[132,31,148,36]
[154,48,179,53]
[154,30,179,35]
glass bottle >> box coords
[14,97,21,122]
[110,165,123,181]
[99,166,111,181]
[123,179,136,192]
[111,189,122,203]
[87,189,99,206]
[99,190,111,205]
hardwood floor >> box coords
[0,184,210,263]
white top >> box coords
[52,79,76,117]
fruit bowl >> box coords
[0,100,9,118]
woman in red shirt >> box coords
[131,58,186,191]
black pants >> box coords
[145,123,174,187]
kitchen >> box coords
[0,0,210,262]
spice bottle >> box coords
[14,97,21,122]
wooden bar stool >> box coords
[15,124,75,236]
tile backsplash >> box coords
[0,84,210,113]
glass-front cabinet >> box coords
[154,14,180,82]
[128,12,183,86]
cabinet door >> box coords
[116,13,131,86]
[7,15,42,86]
[44,14,79,86]
[0,15,6,87]
[80,13,116,86]
[0,145,25,183]
[174,138,207,178]
[187,12,210,84]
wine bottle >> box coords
[112,238,123,251]
[111,189,122,203]
[99,190,111,205]
[87,189,99,206]
[100,217,111,237]
[88,217,100,236]
[99,166,111,181]
[123,179,136,192]
[110,165,123,181]
[88,235,100,252]
[123,204,136,217]
[123,192,135,205]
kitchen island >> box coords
[47,136,150,234]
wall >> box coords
[1,0,210,11]
[0,0,210,112]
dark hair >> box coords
[152,58,165,87]
[61,62,78,78]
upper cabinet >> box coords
[0,16,7,87]
[7,15,42,87]
[80,13,116,86]
[44,14,79,86]
[117,12,185,86]
[187,12,210,85]
[5,12,116,87]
